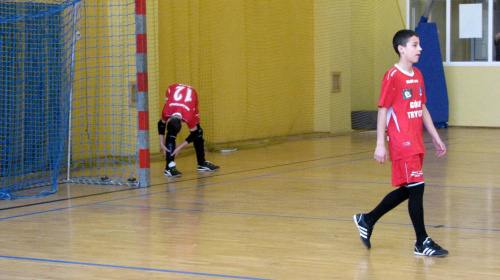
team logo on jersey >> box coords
[419,87,423,97]
[403,89,413,99]
[411,171,423,178]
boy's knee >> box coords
[408,182,425,195]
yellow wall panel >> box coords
[154,1,412,147]
[445,67,500,127]
[157,0,315,145]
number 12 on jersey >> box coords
[173,85,193,102]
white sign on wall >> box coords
[459,3,483,39]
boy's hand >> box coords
[433,138,447,157]
[171,141,188,157]
[374,145,387,164]
[160,144,169,156]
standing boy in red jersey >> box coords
[354,30,448,257]
[157,83,219,177]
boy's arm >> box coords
[158,119,169,155]
[171,125,197,157]
[171,141,188,157]
[159,134,168,155]
[374,107,388,164]
[422,104,446,157]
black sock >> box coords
[365,187,409,226]
[408,183,428,245]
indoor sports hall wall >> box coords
[152,0,407,152]
[314,0,406,133]
[156,0,315,148]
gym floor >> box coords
[1,127,499,279]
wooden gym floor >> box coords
[0,127,499,279]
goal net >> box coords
[0,0,145,199]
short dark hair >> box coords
[167,117,182,135]
[393,29,419,56]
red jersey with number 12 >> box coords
[161,84,200,129]
[378,65,427,161]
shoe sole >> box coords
[164,173,182,177]
[197,168,220,172]
[414,251,448,257]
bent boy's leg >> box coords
[364,186,409,226]
[192,124,205,166]
[165,132,177,168]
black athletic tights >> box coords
[165,124,206,168]
[364,184,428,245]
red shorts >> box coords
[391,154,424,187]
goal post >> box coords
[135,0,151,188]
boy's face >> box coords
[399,35,422,64]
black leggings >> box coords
[165,123,206,167]
[365,183,428,245]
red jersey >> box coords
[161,84,200,129]
[378,65,427,161]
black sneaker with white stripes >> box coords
[197,161,220,172]
[353,213,373,249]
[164,166,182,177]
[414,237,449,257]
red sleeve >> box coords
[192,88,199,110]
[166,84,174,100]
[378,70,394,108]
[161,85,174,122]
[161,103,169,122]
